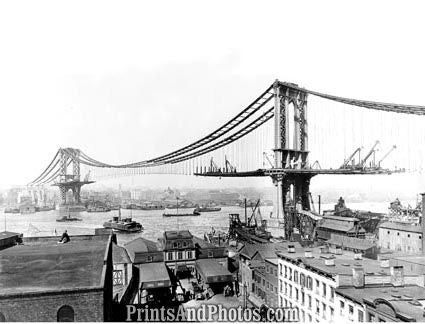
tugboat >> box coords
[56,208,82,222]
[103,208,143,233]
[195,203,221,213]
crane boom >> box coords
[341,147,362,168]
[378,145,397,166]
[360,141,380,167]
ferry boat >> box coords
[103,209,143,233]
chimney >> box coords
[325,258,335,266]
[304,250,313,258]
[352,266,365,288]
[380,258,390,268]
[335,247,343,255]
[288,244,295,253]
[421,193,425,255]
[390,265,404,287]
[354,253,362,260]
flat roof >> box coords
[0,234,109,295]
[277,246,420,277]
[196,259,233,284]
[138,263,171,289]
[379,222,422,233]
[317,219,358,232]
[164,230,193,240]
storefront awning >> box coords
[139,263,171,290]
[195,259,233,284]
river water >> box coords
[0,201,399,245]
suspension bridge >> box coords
[28,79,425,239]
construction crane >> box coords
[360,141,380,168]
[341,147,362,168]
[209,157,219,172]
[377,145,397,167]
[224,155,236,173]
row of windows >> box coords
[339,300,364,322]
[265,264,278,277]
[386,230,422,239]
[253,273,278,294]
[278,266,335,301]
[279,296,334,323]
[166,250,194,261]
[172,241,190,248]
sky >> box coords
[1,0,425,195]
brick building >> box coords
[0,234,114,322]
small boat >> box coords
[103,208,143,233]
[4,207,20,214]
[56,214,82,222]
[87,205,111,213]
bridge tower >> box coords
[272,80,312,239]
[53,148,94,205]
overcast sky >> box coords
[1,0,425,194]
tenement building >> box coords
[0,233,114,322]
[277,245,425,323]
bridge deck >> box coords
[194,168,394,177]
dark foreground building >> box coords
[0,233,114,322]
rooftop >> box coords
[277,245,420,277]
[317,218,362,233]
[327,234,376,250]
[113,243,131,264]
[0,231,21,240]
[337,285,425,322]
[124,237,161,262]
[0,234,110,296]
[163,230,193,240]
[239,242,302,260]
[379,222,422,233]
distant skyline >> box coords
[1,1,425,197]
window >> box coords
[274,269,277,276]
[322,283,327,297]
[315,279,320,293]
[113,270,123,285]
[330,307,334,319]
[262,279,265,286]
[301,291,305,305]
[300,273,306,287]
[183,241,188,247]
[308,314,312,322]
[177,242,182,248]
[294,270,299,283]
[308,295,312,309]
[208,251,214,258]
[187,251,193,259]
[315,299,320,315]
[147,255,153,262]
[267,282,270,289]
[340,301,345,315]
[322,303,327,319]
[289,284,292,298]
[279,279,283,292]
[279,263,283,275]
[0,312,5,322]
[307,276,313,290]
[177,251,183,260]
[289,268,293,280]
[368,313,375,322]
[270,284,273,291]
[387,230,390,234]
[358,310,364,322]
[266,265,269,273]
[285,282,288,294]
[167,252,173,261]
[295,288,299,301]
[57,305,75,322]
[420,235,422,239]
[284,265,288,278]
[330,287,335,301]
[397,232,400,236]
[173,242,178,248]
[379,318,385,322]
[279,296,283,307]
[408,234,411,238]
[349,305,354,316]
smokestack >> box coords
[422,193,425,255]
